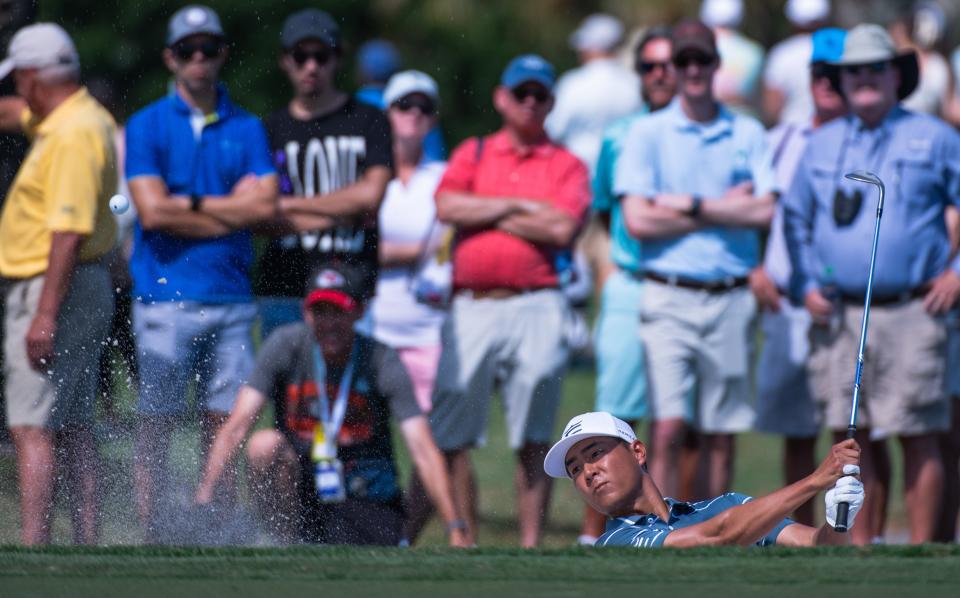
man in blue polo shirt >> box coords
[783,24,960,544]
[545,411,864,547]
[125,5,278,540]
[614,20,775,499]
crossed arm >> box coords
[274,165,391,234]
[435,191,579,247]
[622,184,776,241]
[129,173,278,238]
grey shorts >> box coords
[754,300,818,437]
[639,281,756,433]
[134,301,257,417]
[808,297,949,437]
[4,263,114,429]
[429,289,570,450]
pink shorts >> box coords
[397,344,442,413]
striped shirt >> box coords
[595,493,794,548]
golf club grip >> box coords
[834,425,857,532]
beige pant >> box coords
[808,297,950,437]
[4,263,113,429]
[640,281,757,433]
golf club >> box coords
[833,170,885,532]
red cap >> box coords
[304,289,358,312]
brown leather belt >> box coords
[457,287,545,300]
[644,271,749,293]
[840,286,928,306]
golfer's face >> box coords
[566,437,644,517]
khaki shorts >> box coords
[429,289,570,450]
[4,263,113,430]
[639,281,756,433]
[808,297,949,437]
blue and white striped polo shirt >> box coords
[596,493,794,548]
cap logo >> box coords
[316,269,345,289]
[562,419,583,438]
[185,8,208,26]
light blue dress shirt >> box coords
[613,99,774,281]
[782,107,960,299]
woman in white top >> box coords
[369,71,449,413]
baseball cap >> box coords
[544,412,637,479]
[501,54,556,91]
[281,9,340,50]
[786,0,830,28]
[569,14,624,52]
[0,23,79,81]
[700,0,744,29]
[358,40,401,83]
[383,70,439,107]
[167,5,224,47]
[810,28,845,64]
[670,19,718,60]
[304,263,366,312]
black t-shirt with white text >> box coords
[258,98,392,298]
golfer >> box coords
[545,412,864,547]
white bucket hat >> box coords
[832,24,919,100]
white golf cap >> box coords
[569,14,624,52]
[786,0,830,27]
[383,69,439,107]
[0,23,79,81]
[544,412,637,479]
[700,0,744,29]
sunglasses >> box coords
[172,39,224,61]
[290,47,333,67]
[392,96,437,116]
[511,86,550,104]
[841,61,890,76]
[810,63,832,80]
[673,52,716,69]
[639,61,671,75]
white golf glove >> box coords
[825,464,865,529]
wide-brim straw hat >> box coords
[829,24,919,100]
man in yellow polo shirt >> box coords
[0,23,117,545]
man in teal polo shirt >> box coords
[125,5,278,540]
[614,20,776,499]
[546,412,864,547]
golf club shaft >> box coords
[835,183,884,533]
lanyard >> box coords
[311,341,357,447]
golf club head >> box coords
[844,170,885,212]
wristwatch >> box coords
[446,519,468,533]
[190,193,204,212]
[687,194,703,218]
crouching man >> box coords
[195,262,467,546]
[545,412,863,547]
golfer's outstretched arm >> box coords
[664,439,860,547]
[195,386,266,503]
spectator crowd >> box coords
[0,0,959,548]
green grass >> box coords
[1,544,959,597]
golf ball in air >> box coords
[109,194,130,215]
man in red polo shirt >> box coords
[429,54,590,547]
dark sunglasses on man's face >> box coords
[511,85,550,104]
[639,61,671,75]
[673,52,716,69]
[392,96,437,116]
[172,39,224,61]
[810,63,832,80]
[291,47,333,67]
[841,61,890,76]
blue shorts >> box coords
[594,270,647,421]
[134,301,257,416]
